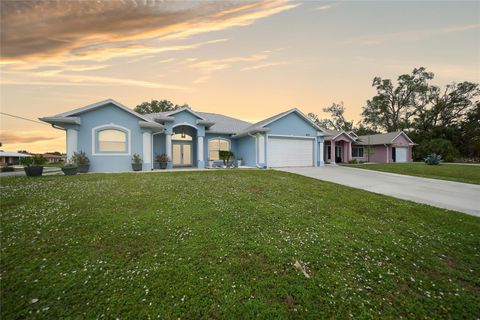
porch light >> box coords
[181,129,186,138]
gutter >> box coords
[248,132,263,168]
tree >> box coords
[309,102,354,131]
[134,99,189,114]
[362,67,433,132]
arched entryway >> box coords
[171,125,197,167]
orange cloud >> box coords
[0,1,297,64]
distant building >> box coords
[0,151,32,166]
[40,153,65,163]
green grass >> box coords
[1,171,479,319]
[343,162,480,185]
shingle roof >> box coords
[196,112,251,134]
[144,110,252,134]
[356,131,410,145]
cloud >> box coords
[313,2,342,11]
[0,130,60,144]
[189,53,271,83]
[342,23,480,45]
[2,70,188,90]
[240,61,289,71]
[0,1,298,64]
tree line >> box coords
[134,67,479,162]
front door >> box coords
[335,145,342,163]
[172,142,192,167]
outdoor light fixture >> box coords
[181,129,186,138]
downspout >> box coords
[248,132,263,168]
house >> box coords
[39,99,414,172]
[40,99,327,172]
[0,151,32,166]
[322,130,415,163]
[40,153,65,163]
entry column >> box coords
[165,133,173,169]
[330,140,336,164]
[197,135,205,168]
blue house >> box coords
[40,99,327,172]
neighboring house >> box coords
[322,130,415,164]
[0,151,32,166]
[40,153,65,163]
[40,99,327,172]
[39,99,415,172]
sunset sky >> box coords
[1,0,479,153]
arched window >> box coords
[208,138,230,160]
[98,129,127,152]
[172,133,192,141]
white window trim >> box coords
[207,137,231,161]
[92,123,131,156]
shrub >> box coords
[219,150,234,166]
[132,154,142,164]
[424,153,442,165]
[155,153,169,163]
[19,157,33,166]
[32,155,47,166]
[415,138,458,162]
[348,159,358,164]
[72,151,90,165]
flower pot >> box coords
[237,160,242,167]
[24,166,43,177]
[208,161,214,167]
[61,167,78,175]
[159,162,167,169]
[77,164,90,173]
[132,163,142,171]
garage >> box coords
[267,136,314,167]
[395,147,408,163]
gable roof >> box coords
[233,108,326,137]
[356,131,414,145]
[154,107,206,120]
[323,129,356,142]
[55,99,152,122]
[196,112,251,134]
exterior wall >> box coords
[75,103,146,172]
[266,112,318,137]
[236,136,257,167]
[368,145,389,163]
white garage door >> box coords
[395,147,408,163]
[267,137,314,167]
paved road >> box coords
[277,165,480,217]
[0,167,62,177]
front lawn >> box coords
[1,171,479,319]
[343,162,480,185]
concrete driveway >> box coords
[277,165,480,217]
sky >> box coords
[0,0,479,153]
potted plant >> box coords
[21,155,46,177]
[155,153,169,169]
[132,154,143,171]
[61,160,78,176]
[219,150,234,168]
[72,151,90,173]
[236,157,243,167]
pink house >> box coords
[323,130,415,164]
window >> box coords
[98,129,127,152]
[172,133,192,141]
[352,147,364,157]
[208,139,230,160]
